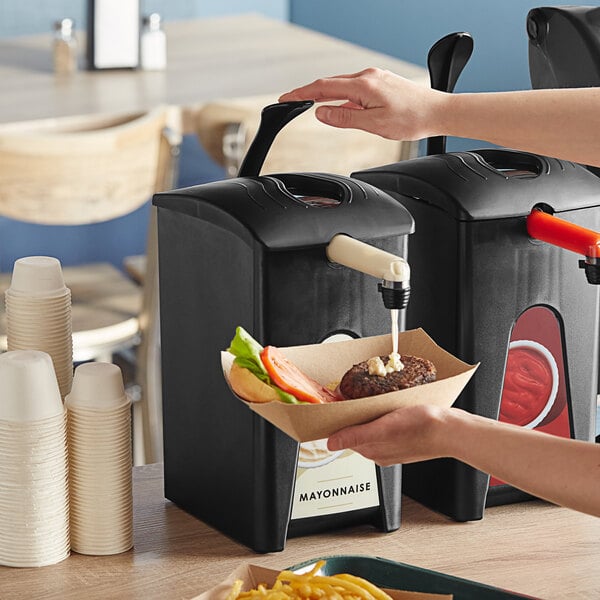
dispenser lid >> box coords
[353,149,600,221]
[154,99,413,248]
[152,171,414,249]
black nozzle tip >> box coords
[579,259,600,284]
[378,284,411,309]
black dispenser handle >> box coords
[426,32,474,156]
[237,100,314,177]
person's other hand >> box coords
[279,68,445,141]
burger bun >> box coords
[229,362,280,403]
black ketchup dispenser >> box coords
[354,149,600,520]
[527,5,600,90]
[152,101,414,552]
[352,25,600,521]
[527,4,600,180]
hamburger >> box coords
[227,326,339,404]
[226,327,436,405]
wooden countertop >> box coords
[1,463,598,599]
[0,14,428,131]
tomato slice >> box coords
[260,346,339,404]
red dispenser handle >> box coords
[526,208,600,259]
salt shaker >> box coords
[53,18,78,75]
[140,13,166,71]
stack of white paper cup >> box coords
[0,350,70,567]
[66,362,133,555]
[5,256,73,399]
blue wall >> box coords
[290,0,570,91]
[0,1,288,37]
[290,0,572,151]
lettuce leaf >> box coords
[227,326,301,404]
[227,326,268,380]
[272,386,301,404]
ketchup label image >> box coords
[490,305,571,487]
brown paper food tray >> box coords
[221,328,478,442]
[194,563,451,600]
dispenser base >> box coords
[485,484,536,508]
[288,506,399,539]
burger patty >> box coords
[339,355,437,399]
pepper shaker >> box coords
[53,18,78,75]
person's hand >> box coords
[279,68,446,141]
[327,404,452,466]
[327,400,600,517]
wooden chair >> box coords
[194,95,419,177]
[0,106,182,465]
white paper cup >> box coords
[0,406,70,568]
[7,324,71,336]
[69,502,132,547]
[67,424,131,444]
[0,351,63,422]
[5,290,69,301]
[7,312,71,325]
[67,405,131,423]
[5,294,71,312]
[70,541,132,557]
[68,447,131,462]
[5,288,70,303]
[0,546,70,568]
[72,463,132,480]
[69,489,133,556]
[0,410,66,432]
[66,362,128,410]
[67,427,131,442]
[66,361,133,556]
[5,276,73,400]
[7,256,67,298]
[69,495,133,510]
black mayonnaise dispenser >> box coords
[352,29,600,521]
[152,101,414,552]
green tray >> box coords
[288,555,539,599]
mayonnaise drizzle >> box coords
[391,308,399,356]
[366,309,404,377]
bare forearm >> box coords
[440,88,600,167]
[327,404,599,516]
[442,409,600,517]
[280,70,600,168]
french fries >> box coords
[226,560,393,600]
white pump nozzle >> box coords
[326,234,410,282]
[385,259,411,284]
[326,234,411,310]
